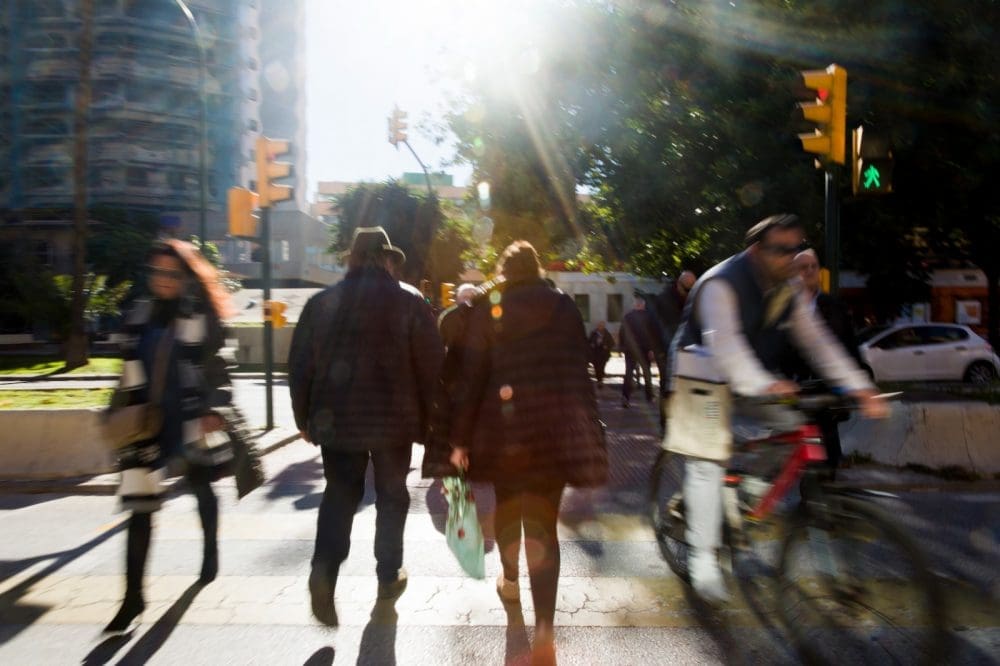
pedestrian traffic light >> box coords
[797,64,847,166]
[388,106,408,148]
[263,300,287,328]
[255,137,294,208]
[227,187,259,238]
[851,126,894,195]
[440,282,455,308]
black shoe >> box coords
[308,568,338,626]
[377,567,408,600]
[621,397,630,409]
[199,548,218,584]
[103,596,144,636]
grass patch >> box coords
[0,389,113,409]
[0,356,122,376]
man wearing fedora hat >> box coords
[289,226,444,625]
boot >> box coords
[195,480,219,584]
[103,513,151,635]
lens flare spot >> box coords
[501,403,515,419]
[499,384,513,401]
[489,290,502,305]
[491,304,503,319]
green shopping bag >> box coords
[442,475,485,579]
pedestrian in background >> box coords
[104,239,236,635]
[587,320,615,387]
[649,270,697,430]
[448,241,607,666]
[619,295,663,408]
[785,248,863,474]
[289,226,444,626]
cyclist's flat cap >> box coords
[744,213,801,247]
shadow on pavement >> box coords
[0,518,127,643]
[96,581,205,665]
[303,646,335,666]
[357,598,398,666]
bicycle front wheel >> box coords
[777,494,949,665]
[648,448,689,579]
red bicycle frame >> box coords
[726,424,827,522]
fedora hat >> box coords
[347,226,406,264]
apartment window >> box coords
[574,294,591,323]
[126,167,148,187]
[247,118,258,131]
[247,88,258,101]
[607,294,624,323]
[247,58,258,71]
[34,241,52,266]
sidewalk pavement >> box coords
[0,426,300,496]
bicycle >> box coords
[648,389,950,665]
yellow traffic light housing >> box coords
[388,106,408,148]
[227,187,259,238]
[263,300,287,328]
[255,137,294,208]
[440,282,455,308]
[797,64,847,166]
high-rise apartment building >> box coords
[0,0,259,219]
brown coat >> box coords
[450,278,607,487]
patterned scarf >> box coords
[114,297,232,513]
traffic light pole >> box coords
[824,169,841,295]
[261,206,274,430]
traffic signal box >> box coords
[388,106,408,148]
[255,137,294,208]
[440,282,456,308]
[263,300,287,328]
[852,126,894,195]
[797,64,847,166]
[227,187,259,238]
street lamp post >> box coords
[173,0,208,244]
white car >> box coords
[857,323,1000,385]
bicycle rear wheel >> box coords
[648,448,689,579]
[777,495,949,665]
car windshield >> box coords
[856,325,891,344]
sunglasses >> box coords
[147,265,185,280]
[760,242,807,257]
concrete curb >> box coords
[0,428,300,496]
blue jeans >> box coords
[313,444,412,585]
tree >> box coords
[329,181,445,287]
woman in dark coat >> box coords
[449,241,607,665]
[103,240,236,635]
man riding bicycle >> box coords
[667,213,888,603]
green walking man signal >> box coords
[862,164,882,190]
[851,126,893,195]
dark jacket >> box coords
[421,302,476,478]
[288,266,444,451]
[620,308,664,358]
[450,278,607,487]
[674,250,796,376]
[588,328,615,361]
[649,282,687,354]
[782,291,863,381]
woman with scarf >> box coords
[104,239,236,635]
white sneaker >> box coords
[689,549,729,605]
